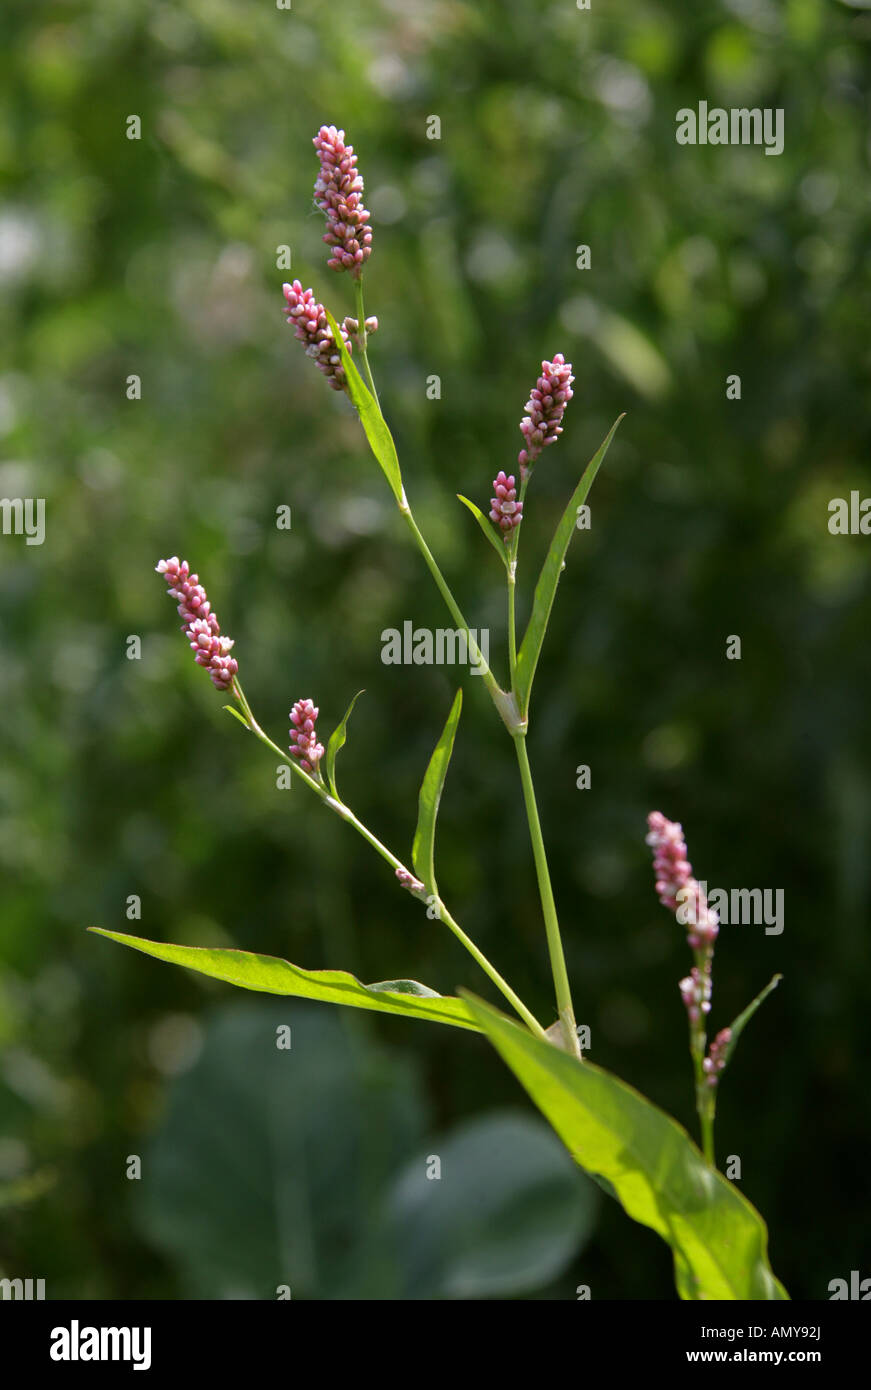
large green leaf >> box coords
[514,415,624,718]
[463,993,789,1301]
[137,1002,593,1300]
[89,928,480,1031]
[324,308,404,504]
[136,1001,430,1299]
[411,688,462,895]
[384,1111,597,1298]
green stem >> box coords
[438,901,549,1043]
[700,1107,715,1167]
[400,505,520,732]
[513,734,581,1059]
[354,278,380,408]
[508,563,517,679]
[506,472,530,689]
[349,284,521,735]
[691,1039,716,1166]
[687,941,717,1166]
[230,678,545,1039]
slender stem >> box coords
[687,940,718,1166]
[506,473,529,689]
[513,734,581,1058]
[508,564,517,679]
[349,285,522,734]
[350,286,520,735]
[230,679,545,1038]
[334,306,563,1043]
[400,505,520,732]
[700,1108,715,1167]
[507,473,530,570]
[691,1035,716,1166]
[438,902,550,1043]
[354,278,380,408]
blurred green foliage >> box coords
[1,0,869,1299]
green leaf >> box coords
[223,704,250,730]
[411,688,462,895]
[89,928,480,1031]
[514,415,624,718]
[137,1006,591,1300]
[136,1001,429,1299]
[463,993,789,1301]
[325,689,365,801]
[456,494,510,570]
[721,973,783,1071]
[323,308,403,504]
[385,1111,597,1298]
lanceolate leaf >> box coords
[325,689,365,801]
[89,929,480,1031]
[324,308,403,504]
[456,494,510,570]
[223,704,250,730]
[721,973,783,1071]
[514,415,624,718]
[463,993,789,1301]
[412,688,463,896]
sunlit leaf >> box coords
[89,929,480,1031]
[464,993,789,1301]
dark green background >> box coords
[1,0,869,1299]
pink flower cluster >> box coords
[289,698,324,775]
[156,558,238,692]
[282,280,352,392]
[313,125,372,277]
[646,811,719,948]
[518,354,574,476]
[489,471,523,541]
[703,1027,732,1088]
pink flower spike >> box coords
[289,698,325,776]
[517,353,574,478]
[489,471,523,542]
[156,558,238,692]
[313,125,372,278]
[282,280,352,392]
[646,811,719,946]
